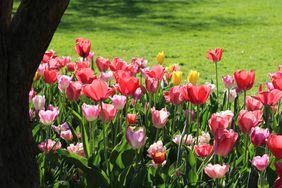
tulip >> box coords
[222,75,234,89]
[117,77,140,96]
[83,79,110,102]
[39,108,59,126]
[266,134,282,159]
[143,64,165,81]
[266,82,275,91]
[273,78,282,91]
[42,50,55,63]
[214,129,238,157]
[157,51,165,64]
[126,126,145,149]
[67,143,84,156]
[275,162,282,177]
[204,164,229,179]
[75,67,96,84]
[75,38,91,58]
[60,130,73,141]
[251,154,269,171]
[110,57,128,71]
[67,62,77,72]
[171,71,182,85]
[198,131,211,144]
[253,89,282,106]
[66,81,82,101]
[151,107,170,128]
[29,87,36,102]
[33,95,45,111]
[186,84,212,105]
[238,110,263,133]
[145,76,159,94]
[274,177,282,188]
[207,48,223,63]
[164,86,184,105]
[250,127,270,146]
[228,89,237,102]
[208,110,233,134]
[126,113,137,125]
[81,103,100,121]
[52,122,70,133]
[168,64,180,73]
[234,70,255,91]
[147,141,166,168]
[43,69,59,84]
[172,134,193,145]
[100,71,113,82]
[194,144,213,157]
[187,70,200,85]
[58,75,72,93]
[110,95,126,110]
[96,56,110,72]
[38,139,61,153]
[99,103,117,123]
[29,109,33,121]
[246,96,263,111]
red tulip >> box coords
[246,96,263,111]
[83,79,110,102]
[194,144,213,157]
[238,110,263,133]
[96,56,110,72]
[117,77,140,96]
[126,113,137,125]
[113,70,132,83]
[66,81,82,101]
[164,86,184,105]
[253,89,282,106]
[186,84,212,105]
[75,67,96,84]
[76,61,90,69]
[214,129,238,157]
[42,50,55,63]
[99,103,117,123]
[143,64,165,81]
[110,57,128,71]
[266,134,282,159]
[75,38,91,58]
[208,110,233,135]
[234,70,255,91]
[207,48,223,62]
[43,69,59,84]
[274,177,282,188]
[67,62,77,72]
[273,78,282,91]
[145,76,159,94]
[275,161,282,177]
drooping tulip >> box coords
[214,129,238,157]
[151,107,170,129]
[126,126,145,149]
[204,164,229,179]
[208,110,233,134]
[147,141,166,168]
[234,70,255,91]
[207,48,223,63]
[238,110,263,133]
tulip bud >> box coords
[33,95,45,111]
[187,70,199,85]
[126,114,137,125]
[250,127,270,146]
[81,103,100,121]
[126,126,145,149]
[156,51,165,64]
[222,75,234,89]
[110,95,126,110]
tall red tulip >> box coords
[234,70,255,91]
[186,84,212,105]
[117,77,140,96]
[43,69,59,84]
[83,79,110,102]
[214,129,238,157]
[207,48,223,62]
[110,57,128,71]
[75,67,96,84]
[208,110,233,135]
[143,64,165,81]
[238,110,263,133]
[75,38,91,58]
[253,89,282,106]
[266,134,282,159]
[272,78,282,91]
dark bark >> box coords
[0,0,69,187]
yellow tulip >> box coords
[157,51,165,64]
[172,71,182,85]
[33,71,39,81]
[187,70,200,85]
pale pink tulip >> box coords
[81,103,100,121]
[58,75,72,93]
[126,126,145,149]
[172,134,193,145]
[204,164,229,179]
[67,143,84,156]
[60,130,73,141]
[33,95,45,111]
[110,95,126,110]
[38,139,61,153]
[39,108,59,126]
[151,107,170,128]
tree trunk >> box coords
[0,0,69,187]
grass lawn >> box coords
[15,0,282,93]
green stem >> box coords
[266,106,271,130]
[196,105,200,145]
[244,134,249,164]
[155,129,160,142]
[100,102,109,175]
[215,62,219,97]
[243,90,247,109]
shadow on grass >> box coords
[59,0,250,33]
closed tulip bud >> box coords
[156,51,165,64]
[204,164,229,179]
[126,126,145,149]
[187,70,200,85]
[250,127,270,146]
[171,71,182,85]
[251,154,269,171]
[81,103,100,121]
[33,95,46,111]
[60,130,73,141]
[75,38,91,58]
[222,75,234,89]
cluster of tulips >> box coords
[29,38,282,187]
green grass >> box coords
[15,0,282,93]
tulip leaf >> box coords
[53,181,70,188]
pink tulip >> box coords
[172,134,193,146]
[151,107,170,128]
[252,154,269,171]
[214,129,238,157]
[66,81,82,101]
[99,103,117,123]
[246,96,263,111]
[52,122,70,133]
[38,139,61,153]
[228,89,237,102]
[238,110,263,133]
[100,71,113,82]
[33,95,45,111]
[198,131,211,144]
[126,126,145,149]
[147,141,166,168]
[58,75,72,93]
[60,130,73,141]
[222,75,234,89]
[39,107,59,125]
[204,164,229,179]
[145,76,159,94]
[250,127,270,146]
[81,103,100,121]
[110,95,126,110]
[29,87,36,102]
[266,82,275,91]
[67,143,84,156]
[164,86,184,105]
[208,110,233,134]
[29,109,33,121]
[96,56,110,72]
